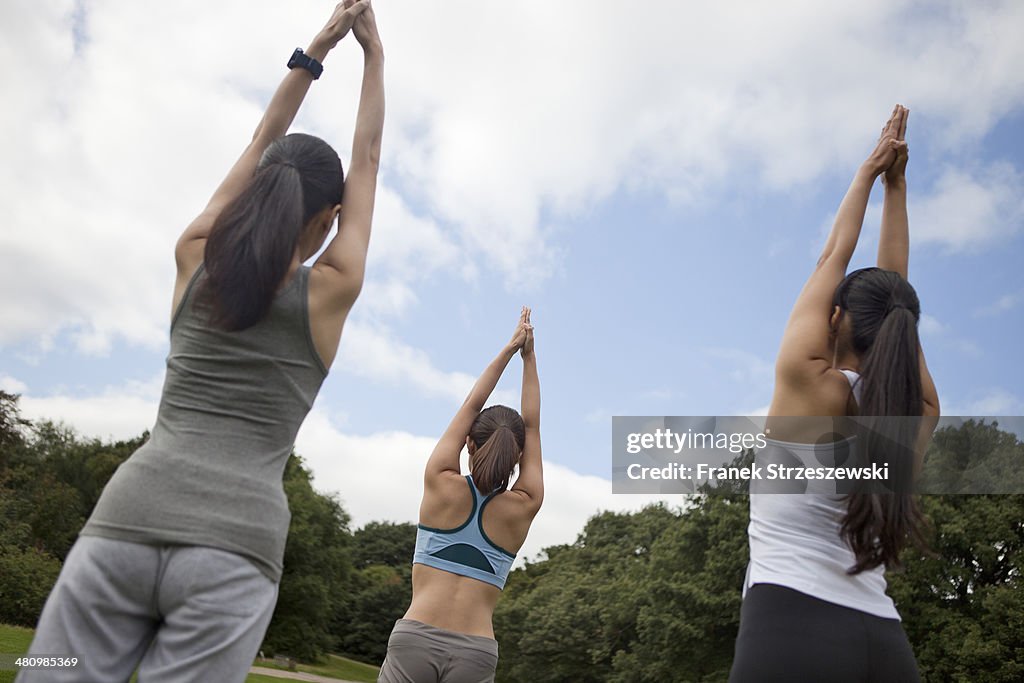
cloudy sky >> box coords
[2,0,1023,563]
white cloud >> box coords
[918,313,982,358]
[381,0,1024,211]
[0,376,28,394]
[351,185,460,320]
[943,389,1024,417]
[4,0,1024,354]
[919,314,948,337]
[17,374,164,441]
[967,390,1023,415]
[815,160,1024,262]
[0,2,462,353]
[10,380,681,566]
[909,164,1024,250]
[296,409,681,565]
[354,279,420,319]
[360,184,462,291]
[336,321,476,403]
[334,320,520,407]
[976,291,1023,317]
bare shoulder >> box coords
[419,472,474,528]
[771,365,854,418]
[488,488,542,521]
[479,489,537,556]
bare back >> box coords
[405,473,535,638]
[409,311,543,638]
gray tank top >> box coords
[80,265,327,581]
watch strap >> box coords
[287,48,323,80]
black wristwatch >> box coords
[287,48,323,80]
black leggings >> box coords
[729,584,920,683]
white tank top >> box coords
[743,369,900,620]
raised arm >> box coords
[174,1,369,285]
[875,106,940,424]
[510,308,543,509]
[423,311,530,483]
[775,106,902,382]
[312,2,385,304]
[877,106,910,276]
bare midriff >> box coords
[403,564,502,638]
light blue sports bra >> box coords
[413,475,517,590]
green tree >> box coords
[334,521,416,664]
[616,495,748,682]
[0,394,367,662]
[336,564,410,663]
[3,392,1022,681]
[0,545,62,627]
[2,418,142,561]
[263,454,354,661]
[919,419,1024,494]
[352,521,416,568]
[889,493,1024,682]
[495,504,683,683]
[0,390,30,466]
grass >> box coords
[0,625,34,683]
[322,654,381,681]
[1,623,377,682]
[0,625,33,655]
[255,653,380,682]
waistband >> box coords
[391,619,498,656]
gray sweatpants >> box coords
[378,618,498,683]
[16,536,278,683]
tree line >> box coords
[0,390,412,664]
[1,390,1021,680]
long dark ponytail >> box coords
[469,405,526,494]
[200,133,343,331]
[833,267,928,572]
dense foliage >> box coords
[1,392,1021,680]
[0,391,414,665]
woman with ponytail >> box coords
[729,105,940,682]
[20,3,384,682]
[379,308,543,683]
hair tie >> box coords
[886,302,908,315]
